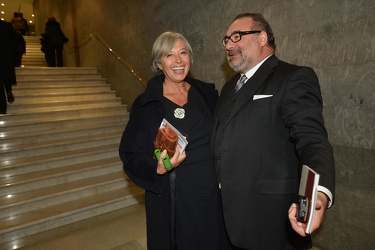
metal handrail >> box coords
[71,31,146,87]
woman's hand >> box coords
[156,146,186,175]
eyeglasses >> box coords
[222,30,261,46]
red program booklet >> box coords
[158,118,188,155]
[298,165,320,234]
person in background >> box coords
[6,29,26,103]
[213,13,335,249]
[19,13,30,36]
[14,30,26,67]
[0,20,18,114]
[11,12,26,35]
[42,16,68,67]
[119,31,231,250]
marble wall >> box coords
[33,0,375,249]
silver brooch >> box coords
[174,108,185,119]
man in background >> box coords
[19,13,30,36]
[0,20,18,114]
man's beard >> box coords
[227,48,246,73]
[228,56,246,73]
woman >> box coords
[119,32,228,250]
[11,12,26,35]
[42,16,68,67]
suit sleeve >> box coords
[281,67,335,205]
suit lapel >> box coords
[224,55,278,127]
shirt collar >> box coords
[242,53,273,79]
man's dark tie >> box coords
[235,75,248,92]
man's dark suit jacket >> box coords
[213,55,335,249]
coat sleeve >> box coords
[281,66,335,202]
[119,96,168,194]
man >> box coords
[213,13,335,249]
[19,13,30,36]
[0,20,18,114]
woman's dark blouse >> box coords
[162,86,217,194]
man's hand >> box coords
[288,192,328,236]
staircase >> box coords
[0,37,144,246]
[21,36,47,67]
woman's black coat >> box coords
[119,74,221,250]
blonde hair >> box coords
[151,31,193,73]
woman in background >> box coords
[11,12,26,35]
[42,16,68,67]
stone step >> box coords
[24,53,43,57]
[16,70,102,80]
[0,158,124,194]
[25,41,41,44]
[20,59,46,65]
[14,88,112,102]
[0,185,144,245]
[13,81,108,89]
[0,112,128,133]
[25,45,43,48]
[24,36,42,41]
[0,170,131,219]
[24,42,42,45]
[21,63,47,67]
[7,98,122,112]
[24,43,43,47]
[0,121,125,146]
[0,159,124,196]
[16,67,100,75]
[25,41,43,44]
[11,87,115,97]
[23,52,44,57]
[25,45,43,49]
[22,53,44,58]
[0,169,128,216]
[0,144,120,176]
[25,42,43,46]
[21,58,46,63]
[22,48,44,52]
[8,91,121,105]
[15,79,108,85]
[24,41,41,45]
[12,81,113,91]
[24,52,42,56]
[0,131,122,160]
[2,105,126,122]
[17,73,105,82]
